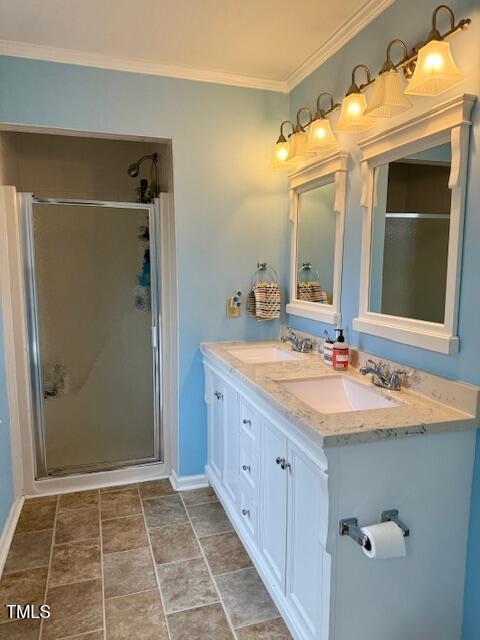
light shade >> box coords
[336,92,375,133]
[286,130,313,163]
[364,70,412,118]
[271,139,290,170]
[405,39,464,96]
[306,117,337,152]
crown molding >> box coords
[0,39,288,93]
[286,0,396,91]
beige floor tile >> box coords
[138,479,176,500]
[100,487,142,520]
[49,540,101,587]
[187,501,233,538]
[0,619,41,639]
[58,490,99,511]
[105,590,168,640]
[103,547,156,598]
[4,529,53,574]
[0,567,47,624]
[15,501,56,534]
[102,514,148,553]
[23,495,58,505]
[143,495,188,529]
[201,531,252,575]
[64,632,104,640]
[42,578,103,639]
[157,557,218,614]
[216,567,279,628]
[55,506,99,544]
[167,603,234,640]
[236,618,292,639]
[100,483,138,493]
[181,486,218,507]
[150,523,200,565]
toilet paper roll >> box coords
[360,521,406,560]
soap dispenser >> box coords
[332,328,349,370]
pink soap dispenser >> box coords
[332,328,349,370]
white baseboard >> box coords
[169,469,209,491]
[0,497,24,578]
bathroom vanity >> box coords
[201,341,478,640]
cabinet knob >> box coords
[214,391,223,400]
[242,419,251,425]
[242,465,251,472]
[275,456,284,465]
[242,509,250,517]
[281,460,291,472]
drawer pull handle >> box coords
[276,457,291,471]
[242,509,250,517]
[243,419,251,425]
[242,465,251,472]
[214,391,223,400]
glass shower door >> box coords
[22,196,161,477]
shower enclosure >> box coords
[20,195,162,478]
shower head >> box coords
[127,153,158,178]
[127,162,140,178]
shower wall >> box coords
[1,132,172,201]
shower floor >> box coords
[0,480,291,639]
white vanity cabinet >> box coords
[204,362,330,640]
[203,356,475,640]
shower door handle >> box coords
[151,325,158,350]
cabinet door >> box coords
[223,384,239,505]
[207,371,224,483]
[286,442,329,640]
[261,420,288,590]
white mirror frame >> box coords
[286,151,348,325]
[353,94,476,355]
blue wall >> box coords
[287,0,479,636]
[0,58,289,478]
[0,313,14,534]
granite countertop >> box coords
[201,340,479,448]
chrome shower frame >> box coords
[19,194,163,478]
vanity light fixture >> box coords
[405,6,468,96]
[336,65,375,133]
[306,93,340,153]
[364,40,412,118]
[271,120,295,170]
[286,107,315,163]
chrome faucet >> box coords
[359,359,406,391]
[281,330,312,353]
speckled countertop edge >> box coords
[201,340,479,448]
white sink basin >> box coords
[226,345,303,364]
[280,376,400,414]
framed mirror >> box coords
[287,152,348,324]
[354,94,475,353]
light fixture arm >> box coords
[294,107,313,132]
[380,39,409,73]
[347,64,373,95]
[277,120,295,143]
[314,92,341,119]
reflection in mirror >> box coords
[369,143,451,324]
[296,182,336,304]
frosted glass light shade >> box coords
[364,70,412,118]
[271,140,290,169]
[286,130,313,162]
[405,39,464,96]
[306,117,337,152]
[336,93,375,133]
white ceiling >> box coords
[0,0,394,91]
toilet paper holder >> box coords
[339,509,409,549]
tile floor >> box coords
[0,480,292,639]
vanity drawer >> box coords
[239,483,258,539]
[240,399,259,444]
[240,442,258,491]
